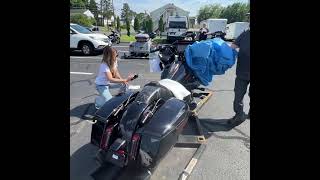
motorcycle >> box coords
[90,37,202,179]
[209,31,226,40]
[108,30,120,44]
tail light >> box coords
[100,125,114,150]
[130,134,140,160]
[117,150,125,155]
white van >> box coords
[225,22,249,40]
[200,19,228,34]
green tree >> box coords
[116,16,121,31]
[83,0,89,8]
[158,15,164,34]
[102,0,113,29]
[197,4,224,24]
[126,18,131,36]
[70,0,86,8]
[134,16,140,32]
[70,14,93,27]
[121,3,135,22]
[88,0,98,20]
[220,3,250,23]
[148,18,153,33]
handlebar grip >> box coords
[150,48,160,53]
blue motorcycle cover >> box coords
[185,38,237,86]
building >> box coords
[70,9,95,18]
[150,3,190,32]
[98,15,115,26]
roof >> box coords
[150,3,189,15]
[135,34,150,38]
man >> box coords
[228,13,250,124]
[198,23,209,41]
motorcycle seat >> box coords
[136,82,174,105]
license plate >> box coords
[112,154,119,160]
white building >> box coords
[150,3,189,32]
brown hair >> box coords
[102,46,117,76]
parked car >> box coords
[128,34,152,57]
[70,23,111,55]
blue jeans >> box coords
[95,83,127,109]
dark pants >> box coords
[233,76,250,116]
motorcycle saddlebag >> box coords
[90,91,138,146]
[137,98,190,169]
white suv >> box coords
[70,23,111,55]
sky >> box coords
[96,0,249,17]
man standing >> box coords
[228,13,250,124]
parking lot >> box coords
[70,42,250,180]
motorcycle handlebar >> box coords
[150,48,160,53]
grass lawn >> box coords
[152,36,167,44]
[120,35,136,42]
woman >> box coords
[94,46,134,109]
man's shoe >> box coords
[228,113,245,125]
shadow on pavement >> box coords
[199,118,250,149]
[70,143,99,180]
[70,51,103,56]
[70,143,151,180]
[70,103,97,124]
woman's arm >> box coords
[105,71,129,83]
[114,68,123,79]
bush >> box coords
[70,14,93,27]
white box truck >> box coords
[166,16,188,41]
[225,22,249,40]
[200,19,228,33]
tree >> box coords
[83,0,89,8]
[126,18,131,36]
[134,16,140,32]
[158,15,164,34]
[116,16,121,32]
[89,0,98,20]
[197,4,224,24]
[220,3,249,23]
[102,0,113,29]
[148,18,153,33]
[70,14,94,27]
[121,3,134,22]
[70,0,86,8]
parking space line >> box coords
[70,56,101,59]
[112,46,128,48]
[70,72,94,75]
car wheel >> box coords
[81,42,94,55]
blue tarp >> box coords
[185,38,237,86]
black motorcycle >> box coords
[90,38,202,179]
[108,30,120,44]
[209,31,226,40]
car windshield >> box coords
[70,24,92,34]
[169,21,186,28]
